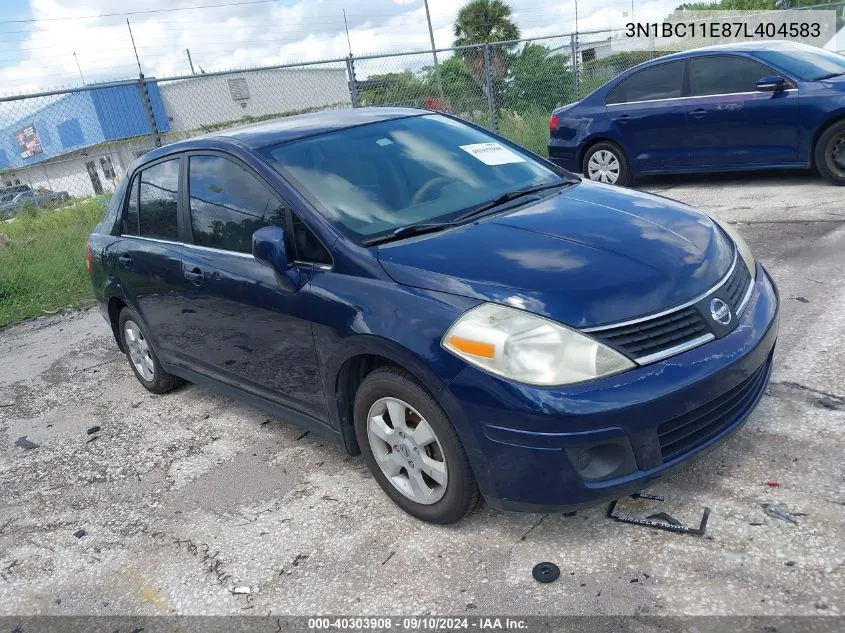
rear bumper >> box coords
[442,264,779,512]
[548,140,581,173]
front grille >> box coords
[657,356,771,462]
[724,259,752,312]
[592,305,709,362]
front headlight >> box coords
[711,215,755,279]
[442,303,635,386]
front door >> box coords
[605,59,689,171]
[685,54,800,168]
[177,153,327,419]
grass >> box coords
[0,198,107,327]
[497,106,551,158]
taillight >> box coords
[86,242,93,275]
[549,114,559,133]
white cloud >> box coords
[0,0,682,95]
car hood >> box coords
[377,181,734,328]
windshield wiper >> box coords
[816,72,845,80]
[455,181,573,222]
[362,221,460,247]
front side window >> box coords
[188,155,287,254]
[691,56,779,96]
[263,114,563,243]
[138,159,179,240]
[606,61,684,104]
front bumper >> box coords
[441,263,779,512]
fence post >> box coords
[137,73,161,147]
[570,33,580,101]
[346,55,361,108]
[483,44,496,132]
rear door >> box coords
[605,60,689,172]
[115,157,185,358]
[178,152,328,419]
[685,54,800,167]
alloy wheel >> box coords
[124,320,155,381]
[587,149,621,184]
[829,133,845,174]
[366,396,448,505]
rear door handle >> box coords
[184,267,205,284]
[118,255,134,269]
[616,114,630,124]
[690,108,708,119]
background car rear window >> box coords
[138,159,179,240]
[691,56,776,96]
[606,61,684,104]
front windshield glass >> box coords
[263,114,566,243]
[756,46,845,81]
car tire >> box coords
[353,366,479,524]
[118,307,183,394]
[814,120,845,186]
[582,141,631,186]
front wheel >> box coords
[582,141,631,186]
[814,120,845,185]
[353,367,479,524]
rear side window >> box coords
[138,159,179,240]
[606,61,684,104]
[188,155,286,254]
[691,56,778,96]
[123,177,140,235]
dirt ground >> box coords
[1,171,843,617]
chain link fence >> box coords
[2,10,844,325]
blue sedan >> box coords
[88,108,778,523]
[549,41,845,185]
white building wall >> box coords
[159,67,352,134]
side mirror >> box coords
[756,76,786,93]
[252,226,300,292]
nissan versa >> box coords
[87,108,779,524]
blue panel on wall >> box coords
[36,120,52,147]
[91,82,170,140]
[58,118,84,146]
[0,149,8,170]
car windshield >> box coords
[263,114,568,243]
[756,46,845,81]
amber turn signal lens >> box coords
[447,336,495,359]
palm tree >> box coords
[452,0,521,97]
[453,0,520,47]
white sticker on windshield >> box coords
[459,142,525,166]
[376,138,393,146]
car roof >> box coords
[654,39,807,62]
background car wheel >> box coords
[118,308,182,394]
[815,120,845,186]
[353,367,479,524]
[582,141,631,186]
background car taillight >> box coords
[85,242,93,275]
[549,114,559,133]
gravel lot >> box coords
[1,171,843,617]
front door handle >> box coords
[118,255,134,269]
[184,267,205,285]
[690,108,708,119]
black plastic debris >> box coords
[14,436,39,450]
[606,497,710,536]
[87,426,101,435]
[762,503,800,524]
[532,562,560,583]
[73,529,86,538]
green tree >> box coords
[358,71,428,107]
[501,43,574,112]
[453,0,520,47]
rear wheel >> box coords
[118,308,182,394]
[353,367,478,524]
[814,120,845,185]
[582,141,631,186]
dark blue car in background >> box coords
[549,41,845,186]
[88,108,778,523]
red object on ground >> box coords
[765,482,781,487]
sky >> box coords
[0,0,685,95]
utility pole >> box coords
[343,9,353,56]
[73,52,86,85]
[423,0,445,102]
[126,18,142,74]
[186,48,196,75]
